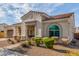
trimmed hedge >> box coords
[51,37,58,43]
[34,37,42,46]
[42,37,59,49]
[28,40,32,45]
[21,41,30,48]
[21,37,58,49]
[43,37,55,49]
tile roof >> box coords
[21,11,74,21]
[50,13,73,19]
[43,13,74,21]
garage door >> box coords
[7,30,13,38]
[0,31,5,38]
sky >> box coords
[0,3,79,27]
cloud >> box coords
[53,3,64,8]
[71,8,79,12]
[0,3,31,24]
[0,3,64,24]
[7,4,31,18]
[11,4,31,23]
[0,8,6,18]
[29,3,64,15]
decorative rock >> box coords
[0,48,24,56]
[61,37,71,45]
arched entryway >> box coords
[49,25,60,37]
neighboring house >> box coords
[75,27,79,33]
[0,11,75,41]
[4,23,21,38]
[0,23,7,38]
[74,27,79,39]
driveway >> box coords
[0,38,8,41]
[0,38,10,48]
[0,38,25,56]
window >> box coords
[49,25,60,37]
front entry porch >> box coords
[27,25,35,38]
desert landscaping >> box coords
[0,37,79,56]
[0,4,79,56]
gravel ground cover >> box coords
[0,48,24,56]
[14,45,79,56]
[0,38,79,56]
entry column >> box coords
[36,21,42,37]
[13,26,16,38]
[21,22,27,40]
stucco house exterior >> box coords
[0,11,75,41]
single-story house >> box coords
[0,11,75,41]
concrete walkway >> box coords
[0,38,8,41]
[0,38,23,49]
[3,42,23,49]
[0,49,24,56]
[0,38,25,56]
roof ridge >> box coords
[50,12,74,18]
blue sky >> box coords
[0,3,79,27]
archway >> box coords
[49,25,60,37]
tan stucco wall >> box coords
[42,16,75,40]
[21,12,43,38]
[5,25,14,38]
[21,12,75,41]
[67,14,75,40]
[4,23,22,37]
[0,10,75,42]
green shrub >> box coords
[28,40,35,46]
[43,37,55,49]
[42,37,49,40]
[51,37,58,43]
[28,40,31,45]
[42,37,49,43]
[31,37,35,41]
[34,37,41,46]
[21,41,30,48]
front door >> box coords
[27,25,35,38]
